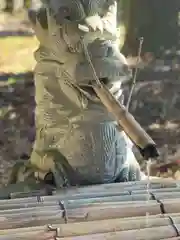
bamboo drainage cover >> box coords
[1,180,180,239]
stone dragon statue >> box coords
[0,0,152,197]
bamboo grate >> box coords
[1,179,180,239]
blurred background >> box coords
[0,0,180,185]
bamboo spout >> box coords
[93,83,159,159]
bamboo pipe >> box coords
[0,198,180,218]
[0,204,159,229]
[50,185,180,201]
[162,238,180,240]
[55,179,180,193]
[13,187,180,202]
[0,199,179,228]
[50,180,180,198]
[0,185,180,211]
[0,214,65,229]
[0,192,171,211]
[19,190,180,208]
[1,183,180,210]
[1,214,180,238]
[54,179,180,195]
[52,187,180,202]
[58,224,180,240]
[0,186,178,207]
[0,201,168,229]
[0,233,179,240]
[0,230,56,240]
[1,190,180,212]
[0,217,180,240]
[0,186,180,214]
[3,224,178,240]
[0,179,178,202]
[133,187,180,194]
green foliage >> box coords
[24,0,31,8]
[8,78,17,85]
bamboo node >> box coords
[149,192,157,201]
[149,192,166,214]
[168,216,180,237]
[156,199,166,214]
[59,200,68,223]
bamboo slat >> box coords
[58,225,180,240]
[1,189,180,211]
[1,179,180,239]
[0,198,180,229]
[163,238,180,240]
[0,186,180,211]
[0,224,179,240]
[1,214,180,237]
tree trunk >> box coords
[121,0,180,56]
